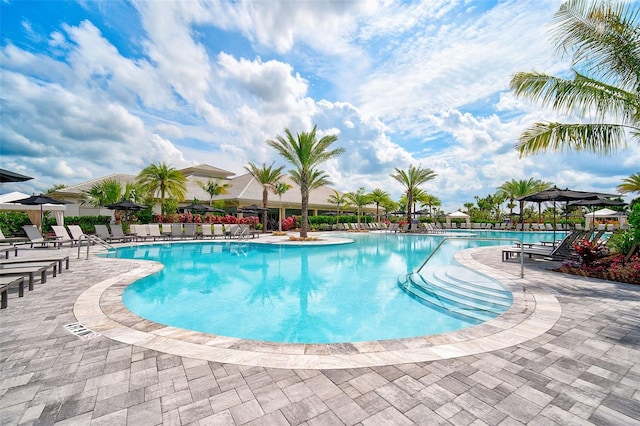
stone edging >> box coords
[74,245,562,369]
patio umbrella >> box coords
[568,197,627,229]
[239,204,268,212]
[0,168,33,183]
[518,186,619,244]
[105,200,148,211]
[181,203,224,213]
[13,194,69,231]
[105,200,148,224]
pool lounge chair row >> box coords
[0,253,71,309]
[128,223,260,241]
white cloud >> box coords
[0,70,189,191]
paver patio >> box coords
[0,238,638,425]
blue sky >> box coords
[1,0,637,212]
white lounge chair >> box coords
[147,224,167,241]
[67,225,86,242]
[51,225,77,246]
[212,224,225,239]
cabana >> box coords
[0,192,66,229]
[585,208,627,230]
[446,211,470,228]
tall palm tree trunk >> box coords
[262,188,268,233]
[301,181,309,238]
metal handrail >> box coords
[416,237,525,278]
[77,234,117,259]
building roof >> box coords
[179,164,235,179]
[54,174,138,197]
[49,165,352,211]
[215,173,342,209]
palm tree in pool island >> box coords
[244,161,285,232]
[268,125,345,238]
[137,162,187,217]
[510,0,640,156]
[390,165,437,230]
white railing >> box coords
[77,234,117,259]
[416,237,525,278]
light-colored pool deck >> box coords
[1,234,639,425]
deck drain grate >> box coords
[64,322,100,340]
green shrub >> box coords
[0,211,31,236]
[628,203,640,242]
[607,230,635,255]
[64,216,111,234]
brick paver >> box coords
[0,243,638,425]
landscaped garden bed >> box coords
[555,254,640,284]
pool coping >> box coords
[73,238,562,369]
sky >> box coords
[1,0,638,212]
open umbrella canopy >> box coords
[105,200,148,211]
[519,186,620,244]
[567,197,626,207]
[0,168,33,183]
[13,194,69,205]
[239,204,268,212]
[181,203,223,213]
[13,194,69,231]
[518,186,618,203]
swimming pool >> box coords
[116,231,560,344]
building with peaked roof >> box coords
[51,163,372,221]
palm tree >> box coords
[45,184,66,195]
[390,165,437,230]
[617,172,640,194]
[198,179,232,206]
[346,187,371,227]
[421,194,442,217]
[496,178,551,224]
[137,162,187,217]
[327,189,350,224]
[510,0,640,157]
[411,188,430,217]
[267,125,345,238]
[368,188,392,223]
[244,162,285,232]
[82,179,145,223]
[463,202,474,216]
[272,181,292,232]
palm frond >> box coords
[617,171,640,193]
[510,71,639,121]
[517,122,628,156]
[551,0,640,92]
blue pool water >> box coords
[116,231,561,343]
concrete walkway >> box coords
[1,240,639,425]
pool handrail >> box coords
[77,234,117,259]
[416,237,525,278]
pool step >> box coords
[434,267,512,303]
[398,267,512,322]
